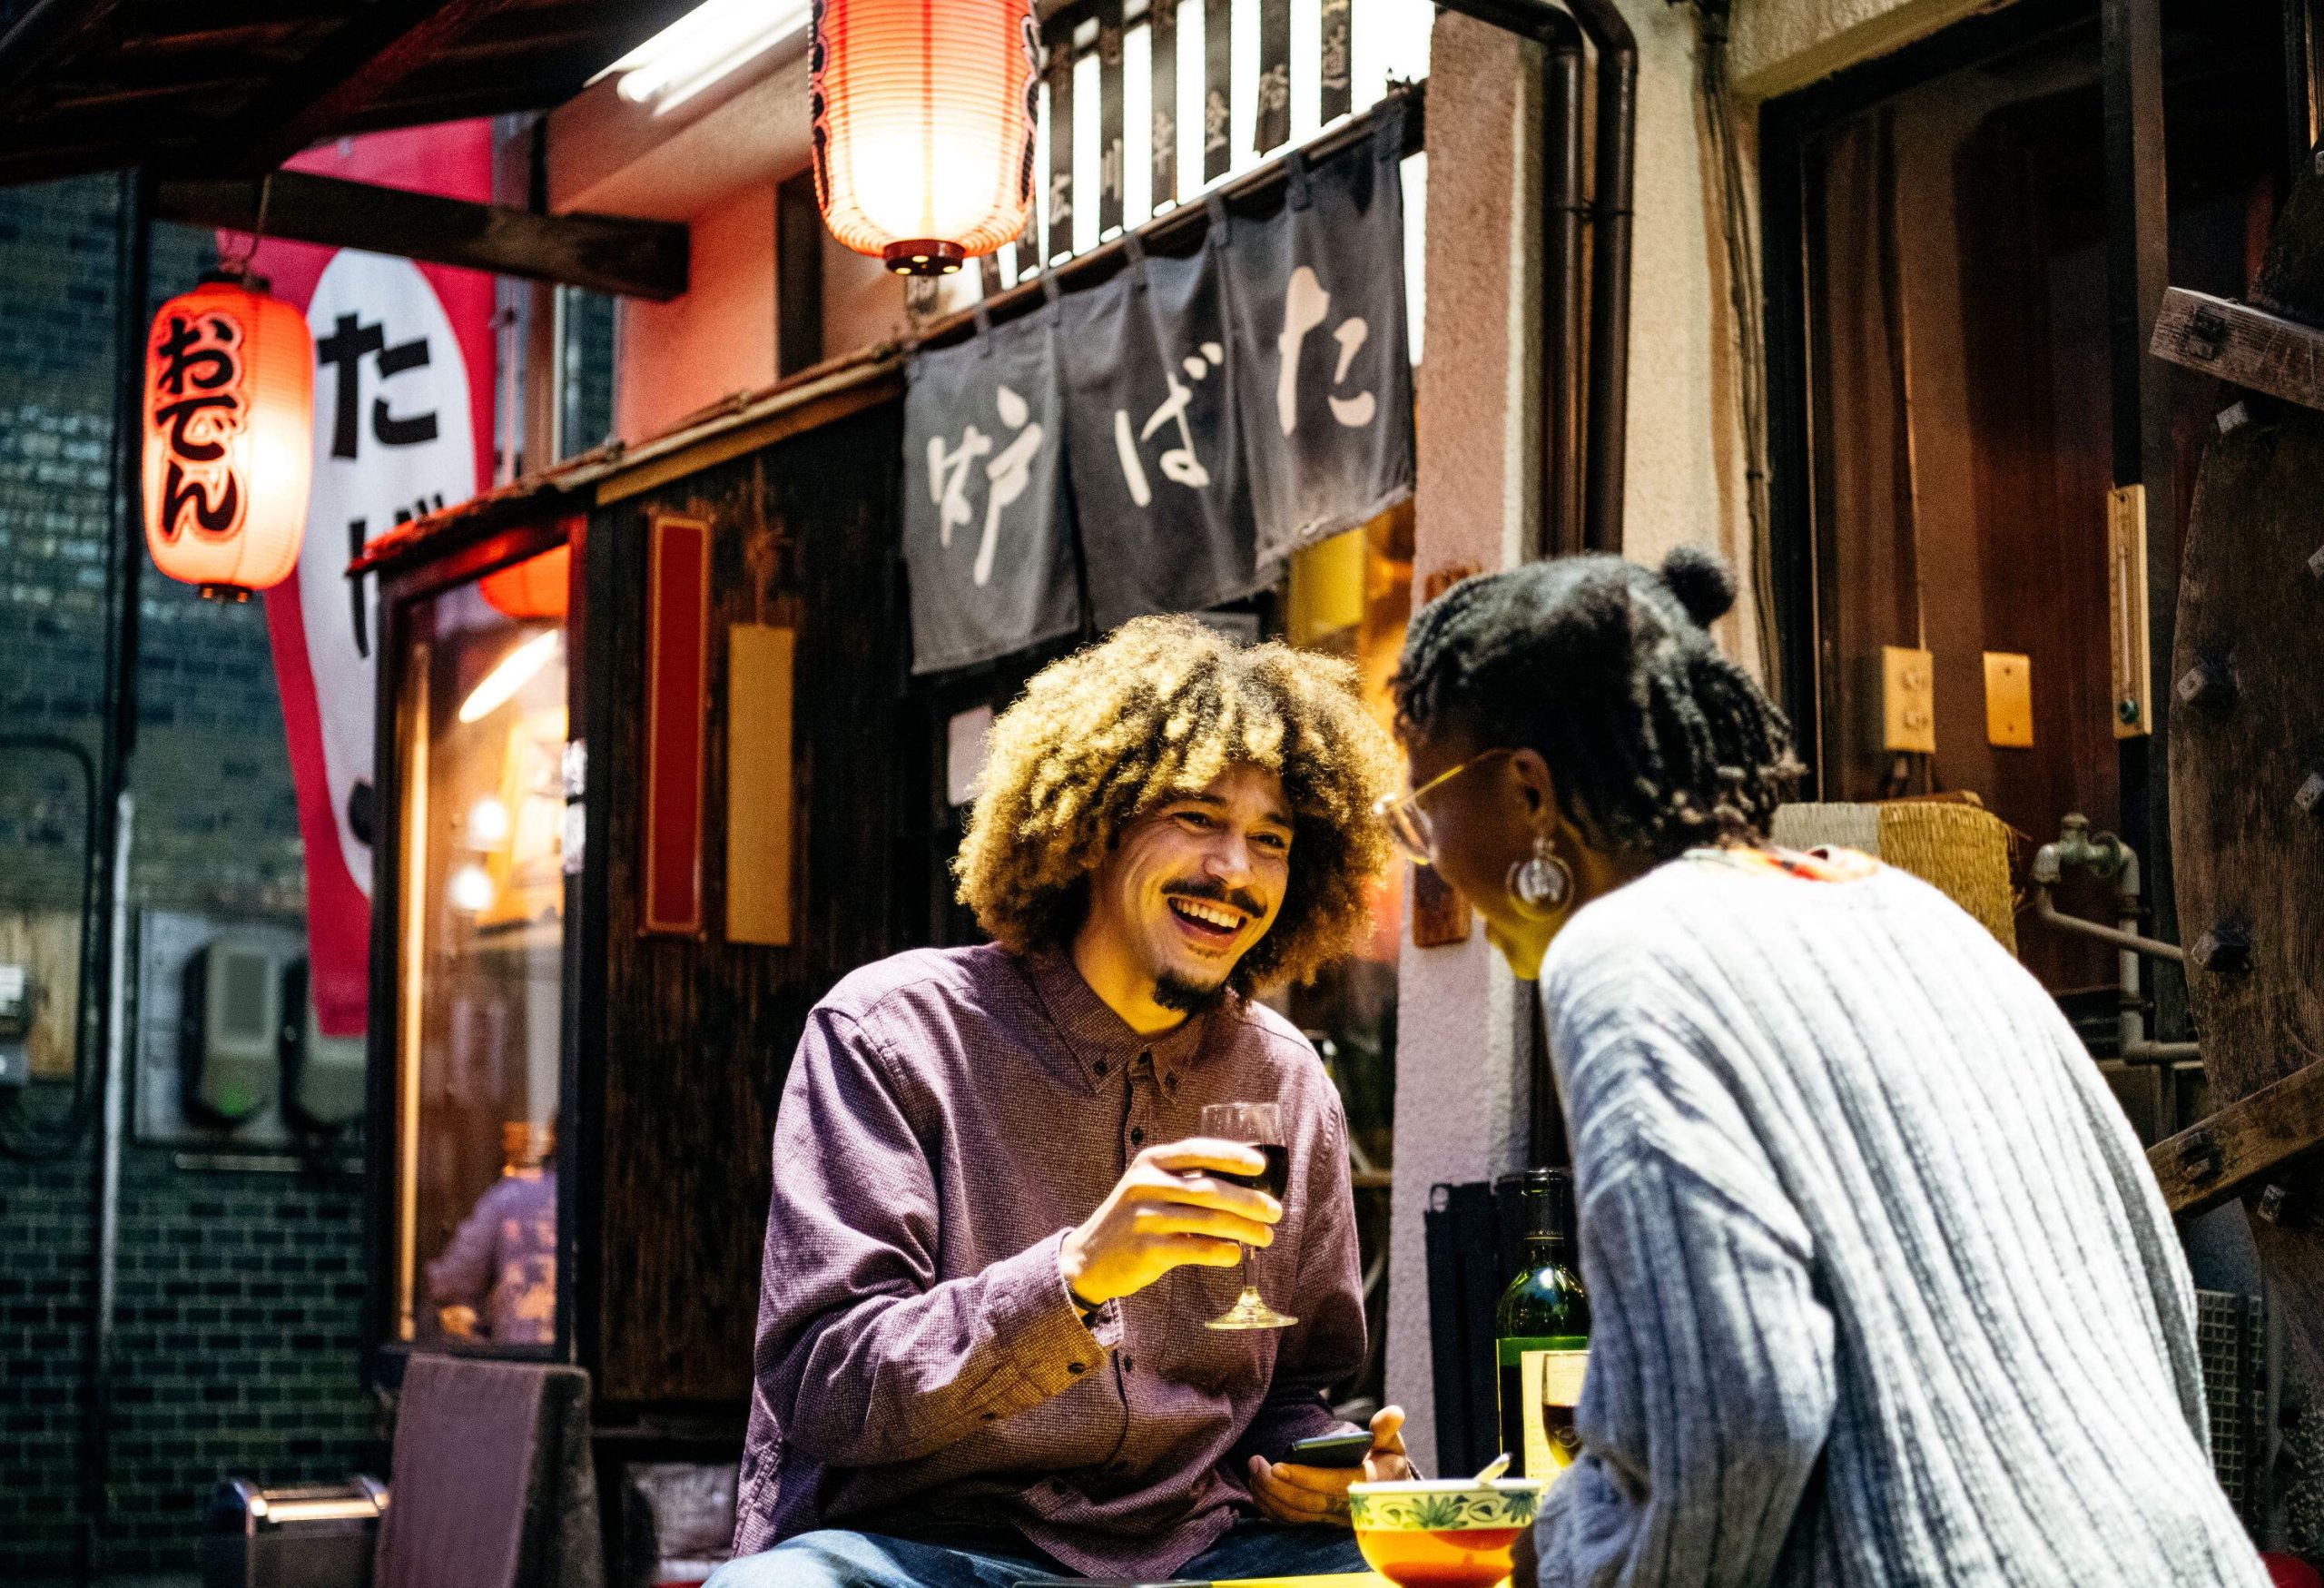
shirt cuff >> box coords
[974,1231,1116,1419]
[1056,1243,1128,1346]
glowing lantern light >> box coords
[480,542,572,621]
[811,0,1039,276]
[142,272,314,600]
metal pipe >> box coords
[78,161,149,1588]
[1564,0,1637,552]
[1421,0,1598,560]
[2029,814,2197,1070]
[1541,10,1585,556]
[2030,883,2185,964]
[85,794,132,1579]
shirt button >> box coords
[1120,1356,1135,1373]
[1095,1059,1108,1076]
[1068,1361,1087,1374]
[1129,1127,1146,1146]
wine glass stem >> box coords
[1242,1244,1259,1299]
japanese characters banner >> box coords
[902,298,1080,674]
[899,102,1413,674]
[1059,231,1261,628]
[235,123,497,1037]
[1220,97,1413,572]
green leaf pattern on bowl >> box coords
[1349,1486,1540,1532]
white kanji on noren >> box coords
[979,385,1045,587]
[927,424,993,547]
[1112,340,1225,507]
[1274,265,1373,436]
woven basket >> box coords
[1769,798,2018,955]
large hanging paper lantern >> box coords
[811,0,1040,276]
[143,272,314,599]
[481,541,572,621]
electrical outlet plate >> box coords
[1984,652,2034,747]
[1882,646,1936,754]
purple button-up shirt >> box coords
[733,944,1366,1577]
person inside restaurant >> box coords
[712,616,1413,1588]
[1385,547,2265,1586]
[424,1117,558,1347]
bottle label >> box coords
[1519,1348,1589,1480]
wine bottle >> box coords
[1495,1168,1590,1482]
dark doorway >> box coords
[1765,0,2285,1013]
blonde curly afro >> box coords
[956,615,1402,993]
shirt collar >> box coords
[1021,948,1214,1090]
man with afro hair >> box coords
[715,616,1413,1588]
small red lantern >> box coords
[143,272,314,600]
[480,542,572,621]
[811,0,1040,276]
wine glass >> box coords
[1200,1101,1296,1331]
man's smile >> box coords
[1167,893,1249,950]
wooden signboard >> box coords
[2162,161,2324,1386]
[642,514,711,936]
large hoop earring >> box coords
[1506,833,1574,922]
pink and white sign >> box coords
[233,122,497,1038]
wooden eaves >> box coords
[0,0,696,300]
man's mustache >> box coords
[1165,877,1266,919]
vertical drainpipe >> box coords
[1562,0,1637,553]
[1428,0,1635,558]
[81,162,149,1588]
[1541,12,1587,557]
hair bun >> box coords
[1660,545,1736,627]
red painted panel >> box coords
[643,515,711,935]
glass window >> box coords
[389,576,567,1349]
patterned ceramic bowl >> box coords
[1347,1477,1544,1587]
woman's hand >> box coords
[1246,1406,1413,1527]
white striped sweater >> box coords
[1531,855,2266,1587]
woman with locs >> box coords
[1384,547,2263,1585]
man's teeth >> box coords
[1172,898,1242,931]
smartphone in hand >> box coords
[1284,1430,1374,1469]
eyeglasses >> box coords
[1373,749,1510,866]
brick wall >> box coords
[0,178,378,1583]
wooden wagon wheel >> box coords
[2152,156,2324,1386]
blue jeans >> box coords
[706,1517,1367,1586]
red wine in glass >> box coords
[1201,1102,1295,1331]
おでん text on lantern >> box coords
[143,274,315,599]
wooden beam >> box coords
[2149,1057,2324,1218]
[2150,285,2324,413]
[222,0,507,173]
[221,0,704,172]
[0,0,129,106]
[153,170,688,301]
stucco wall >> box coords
[1617,0,1764,674]
[614,183,779,442]
[1386,9,1544,1469]
[1729,0,1994,101]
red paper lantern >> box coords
[810,0,1039,276]
[142,273,314,599]
[481,542,572,621]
